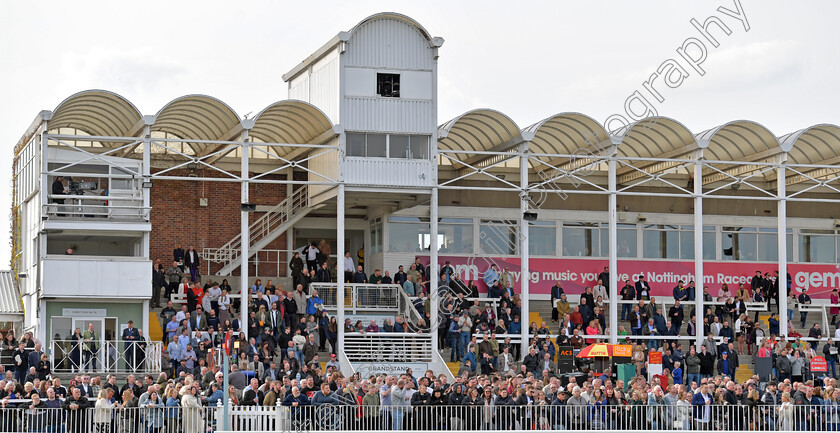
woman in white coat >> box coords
[181,384,204,433]
[777,392,794,431]
[93,388,121,433]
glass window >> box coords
[347,133,365,157]
[679,231,693,260]
[439,220,474,254]
[756,230,780,262]
[410,135,430,159]
[722,227,757,261]
[389,135,409,159]
[703,231,716,260]
[643,225,679,259]
[599,226,637,258]
[678,227,716,260]
[369,220,382,254]
[367,134,387,157]
[529,222,556,256]
[388,217,429,252]
[800,234,836,263]
[480,221,518,255]
[618,225,637,257]
[563,223,598,257]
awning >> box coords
[0,271,23,322]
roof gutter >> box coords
[282,32,350,82]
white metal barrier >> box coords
[0,402,816,432]
[344,332,433,362]
[45,194,149,219]
[50,339,162,374]
[312,283,401,313]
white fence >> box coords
[0,402,827,432]
[311,283,401,313]
[50,339,162,374]
[343,332,433,363]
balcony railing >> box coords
[50,339,162,374]
[44,194,150,220]
[0,402,822,432]
[344,331,433,362]
[311,283,401,313]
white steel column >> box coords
[286,167,294,259]
[520,142,530,357]
[430,187,439,354]
[608,146,618,344]
[694,150,704,350]
[142,124,151,212]
[142,300,150,338]
[40,118,50,210]
[778,154,788,338]
[240,134,250,343]
[337,184,346,352]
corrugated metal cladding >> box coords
[344,159,434,187]
[307,141,340,204]
[288,76,309,102]
[344,18,435,70]
[344,97,434,134]
[309,56,339,124]
[0,271,23,316]
[381,252,415,278]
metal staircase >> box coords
[203,186,312,276]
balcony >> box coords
[343,157,434,187]
[44,194,150,221]
[41,257,151,299]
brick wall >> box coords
[149,169,296,277]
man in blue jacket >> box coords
[282,385,311,425]
[691,383,712,429]
[768,312,780,335]
[462,346,477,372]
[306,290,324,316]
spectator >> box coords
[798,288,812,329]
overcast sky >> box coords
[1,0,838,265]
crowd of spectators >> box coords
[1,249,840,432]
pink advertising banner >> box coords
[426,255,840,299]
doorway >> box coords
[51,316,117,372]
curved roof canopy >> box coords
[349,12,442,47]
[50,90,143,137]
[779,124,840,165]
[696,120,780,161]
[524,112,609,156]
[250,100,333,146]
[153,95,241,142]
[614,117,697,158]
[438,109,522,159]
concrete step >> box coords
[446,362,460,377]
[149,312,164,342]
[735,365,754,382]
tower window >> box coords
[376,73,400,98]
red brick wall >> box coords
[149,169,296,277]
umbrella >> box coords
[576,343,613,358]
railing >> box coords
[44,194,150,220]
[203,250,340,279]
[203,186,310,271]
[50,339,162,374]
[0,404,216,433]
[397,285,427,327]
[344,331,433,362]
[0,403,829,432]
[312,283,401,313]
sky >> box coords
[0,0,838,266]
